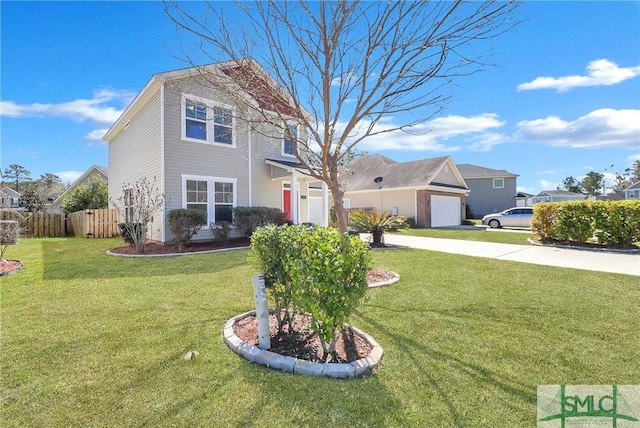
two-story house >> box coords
[456,164,518,218]
[104,60,329,244]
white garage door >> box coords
[431,195,461,227]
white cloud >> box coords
[517,59,640,92]
[535,169,564,175]
[54,170,83,184]
[83,129,109,142]
[517,109,640,149]
[0,88,135,126]
[628,153,640,162]
[539,180,558,190]
[345,113,507,152]
[516,186,534,194]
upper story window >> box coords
[185,99,207,140]
[493,178,504,189]
[282,123,297,156]
[182,95,235,147]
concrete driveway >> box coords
[373,234,640,277]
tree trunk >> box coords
[327,180,348,233]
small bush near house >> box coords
[118,223,145,246]
[233,206,286,236]
[168,209,207,252]
[211,221,231,245]
[250,224,371,361]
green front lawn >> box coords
[2,238,638,426]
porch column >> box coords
[290,173,299,224]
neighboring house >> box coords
[624,181,640,200]
[103,59,329,244]
[0,187,21,209]
[514,191,534,207]
[532,190,585,204]
[343,154,469,228]
[596,191,625,201]
[456,164,518,217]
[53,165,109,212]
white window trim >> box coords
[181,174,238,228]
[281,123,298,157]
[493,178,505,189]
[181,94,236,148]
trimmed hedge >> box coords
[531,200,640,246]
[233,206,288,236]
[250,224,371,360]
[167,209,207,252]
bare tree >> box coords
[164,0,521,231]
[110,177,164,254]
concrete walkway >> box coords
[374,234,640,277]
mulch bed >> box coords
[233,313,373,363]
[0,259,23,276]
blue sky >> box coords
[1,1,639,195]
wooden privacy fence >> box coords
[66,209,120,238]
[0,210,65,237]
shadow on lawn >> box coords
[235,363,406,426]
[41,240,249,280]
[352,310,538,427]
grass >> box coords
[395,226,535,245]
[2,238,638,427]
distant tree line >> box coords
[557,160,640,197]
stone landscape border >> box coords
[368,271,400,288]
[223,310,384,378]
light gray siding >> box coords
[161,79,303,242]
[108,90,163,241]
[465,177,517,217]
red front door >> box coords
[283,189,291,220]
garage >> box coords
[431,195,461,227]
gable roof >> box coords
[0,187,21,198]
[515,191,534,198]
[535,190,584,197]
[624,181,640,191]
[104,57,309,142]
[345,155,468,192]
[457,163,518,179]
[54,165,108,204]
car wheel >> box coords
[488,219,500,228]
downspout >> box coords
[248,126,252,206]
